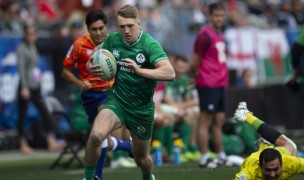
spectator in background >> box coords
[191,2,231,168]
[152,81,175,162]
[277,0,297,30]
[291,26,304,100]
[164,55,200,162]
[2,1,23,34]
[237,68,256,88]
[291,0,304,26]
[70,19,85,40]
[16,23,65,154]
[36,21,76,109]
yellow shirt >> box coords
[235,147,304,180]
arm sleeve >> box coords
[63,43,78,68]
[193,32,211,56]
[149,41,168,65]
[16,44,29,88]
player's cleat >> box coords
[94,175,101,180]
[199,158,237,169]
[199,158,214,168]
[217,158,237,168]
[254,138,272,151]
[233,102,252,123]
[110,157,137,169]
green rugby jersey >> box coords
[102,30,168,107]
[165,75,191,103]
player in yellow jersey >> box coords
[234,102,304,180]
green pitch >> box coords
[0,158,303,180]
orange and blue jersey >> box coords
[63,34,114,91]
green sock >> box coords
[164,126,174,157]
[142,172,153,180]
[153,126,166,145]
[84,164,96,180]
[179,123,192,153]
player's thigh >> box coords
[130,131,151,157]
[91,109,122,136]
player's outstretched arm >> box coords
[234,102,297,156]
[127,59,175,81]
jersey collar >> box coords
[123,30,143,47]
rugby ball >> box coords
[92,49,117,81]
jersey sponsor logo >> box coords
[87,49,93,55]
[112,50,120,58]
[137,126,146,134]
[136,53,145,63]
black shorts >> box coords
[196,86,225,113]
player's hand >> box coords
[122,58,140,74]
[86,57,104,77]
[78,80,91,91]
[20,87,30,99]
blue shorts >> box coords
[196,87,225,113]
[81,90,108,124]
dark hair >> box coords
[85,9,107,27]
[117,4,139,19]
[23,22,35,34]
[259,148,282,167]
[175,54,188,63]
[208,2,224,14]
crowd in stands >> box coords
[0,0,303,167]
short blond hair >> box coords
[117,4,139,19]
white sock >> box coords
[200,153,209,165]
[217,151,227,160]
[110,136,118,150]
[102,138,108,148]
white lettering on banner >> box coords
[0,71,54,103]
[0,73,19,103]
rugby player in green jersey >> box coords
[84,4,175,180]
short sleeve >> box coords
[148,41,168,65]
[63,43,79,67]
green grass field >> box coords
[0,156,303,180]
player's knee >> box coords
[134,154,151,167]
[89,132,104,147]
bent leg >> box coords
[84,109,121,180]
[130,131,153,180]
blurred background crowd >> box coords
[0,0,304,168]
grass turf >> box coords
[0,158,303,180]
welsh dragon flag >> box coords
[256,29,292,84]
